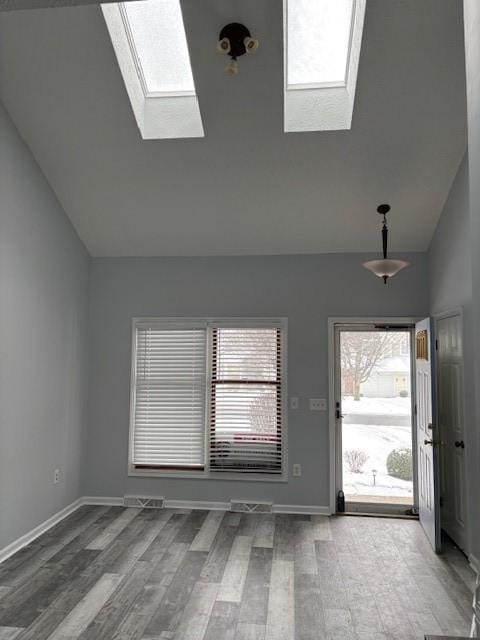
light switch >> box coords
[290,397,299,410]
[292,463,302,477]
[310,398,327,411]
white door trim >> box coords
[432,307,464,322]
[327,316,419,514]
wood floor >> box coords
[0,506,474,640]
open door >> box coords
[415,318,441,552]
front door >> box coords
[415,318,441,552]
[437,313,468,552]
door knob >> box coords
[424,439,442,446]
[454,440,465,449]
[335,402,344,420]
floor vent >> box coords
[123,495,165,509]
[230,501,273,513]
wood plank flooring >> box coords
[0,506,474,640]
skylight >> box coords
[102,0,203,139]
[284,0,365,132]
[121,0,194,95]
[287,0,354,88]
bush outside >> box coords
[386,447,412,481]
[344,449,368,473]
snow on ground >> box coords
[343,422,413,499]
[342,395,411,416]
[340,396,414,499]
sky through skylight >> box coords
[287,0,354,87]
[122,0,195,95]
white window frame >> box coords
[128,317,288,482]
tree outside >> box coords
[341,332,406,401]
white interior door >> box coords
[415,318,441,552]
[437,314,468,552]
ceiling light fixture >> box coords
[217,22,259,76]
[363,204,410,284]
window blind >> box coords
[132,326,206,469]
[210,327,283,473]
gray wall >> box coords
[427,153,480,563]
[463,0,480,567]
[85,253,428,508]
[0,104,90,550]
[428,154,471,315]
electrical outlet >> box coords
[54,469,60,484]
[290,397,299,410]
[310,398,327,411]
[292,463,302,477]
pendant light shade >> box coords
[363,258,410,281]
[362,204,410,284]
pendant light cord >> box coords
[381,214,388,260]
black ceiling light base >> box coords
[376,204,391,215]
[217,23,259,75]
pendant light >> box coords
[363,204,410,284]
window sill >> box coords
[128,467,288,483]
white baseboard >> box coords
[469,553,479,574]
[0,495,332,565]
[81,496,124,507]
[273,504,332,515]
[164,499,230,511]
[82,496,331,515]
[0,498,83,564]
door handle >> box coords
[335,402,344,420]
[454,440,465,449]
[424,439,442,446]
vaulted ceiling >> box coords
[0,0,467,256]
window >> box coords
[102,0,204,139]
[131,323,207,469]
[129,319,287,478]
[210,328,283,473]
[284,0,366,132]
